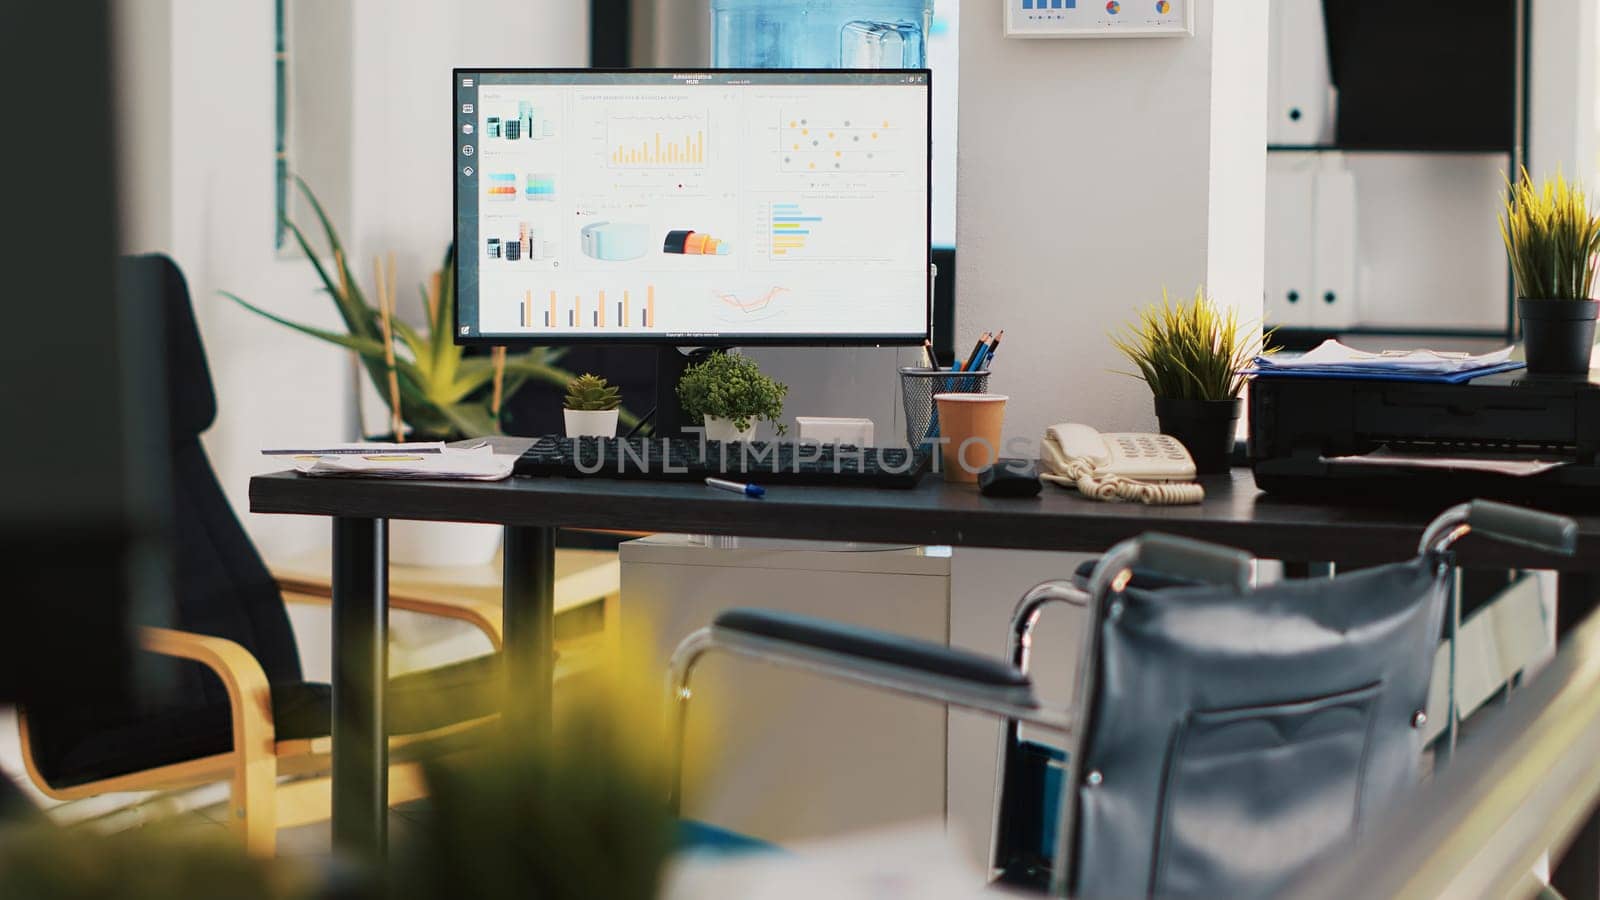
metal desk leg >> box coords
[331,517,389,858]
[1553,573,1600,899]
[503,525,557,737]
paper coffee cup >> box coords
[934,393,1008,483]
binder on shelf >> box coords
[1267,0,1335,146]
[1311,156,1358,329]
[1265,155,1316,328]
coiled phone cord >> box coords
[1055,459,1206,505]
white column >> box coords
[947,0,1268,871]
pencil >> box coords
[985,330,1004,366]
[961,332,991,372]
[921,339,936,370]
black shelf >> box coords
[1267,325,1512,352]
[1268,144,1514,155]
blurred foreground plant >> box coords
[0,825,319,900]
[0,631,700,900]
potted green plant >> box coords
[1111,287,1268,473]
[225,178,601,566]
[226,178,582,442]
[676,352,788,442]
[563,373,622,438]
[1500,169,1600,374]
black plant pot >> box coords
[1519,298,1598,375]
[1153,397,1241,474]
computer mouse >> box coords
[978,459,1042,498]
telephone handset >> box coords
[1047,423,1196,481]
[1041,423,1204,504]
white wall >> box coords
[115,0,588,559]
[955,2,1265,445]
[1530,0,1600,183]
[946,0,1268,869]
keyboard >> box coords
[514,436,931,489]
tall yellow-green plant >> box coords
[1110,287,1269,402]
[1500,168,1600,301]
[225,177,625,439]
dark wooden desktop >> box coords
[249,444,1600,893]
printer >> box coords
[1249,371,1600,508]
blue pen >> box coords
[706,477,765,498]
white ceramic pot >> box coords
[564,407,619,438]
[703,415,757,442]
[388,519,502,568]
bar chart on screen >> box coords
[607,113,708,168]
[514,286,658,329]
[760,199,902,262]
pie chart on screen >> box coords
[1106,1,1120,12]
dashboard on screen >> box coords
[453,69,930,345]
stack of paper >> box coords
[1250,340,1524,383]
[264,443,514,481]
[262,441,445,456]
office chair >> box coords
[666,500,1577,897]
[14,255,511,854]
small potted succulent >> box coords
[563,373,623,438]
[1500,168,1600,374]
[1111,286,1269,473]
[676,352,788,442]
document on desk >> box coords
[282,444,515,481]
[1325,447,1569,477]
[1249,340,1524,382]
[262,441,446,456]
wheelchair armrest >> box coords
[716,608,1028,687]
[702,609,1064,731]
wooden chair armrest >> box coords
[139,627,277,854]
[139,626,276,752]
[276,578,502,651]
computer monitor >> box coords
[453,69,931,347]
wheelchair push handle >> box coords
[1467,500,1578,555]
[1136,533,1252,593]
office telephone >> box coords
[1040,423,1204,504]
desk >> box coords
[249,442,1600,880]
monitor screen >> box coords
[453,69,931,346]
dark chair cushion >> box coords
[118,255,215,440]
[24,253,309,786]
[714,608,1029,689]
[44,654,502,788]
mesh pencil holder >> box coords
[900,367,991,450]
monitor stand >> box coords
[652,346,718,438]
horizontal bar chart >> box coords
[770,202,821,256]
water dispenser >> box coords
[711,0,932,69]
